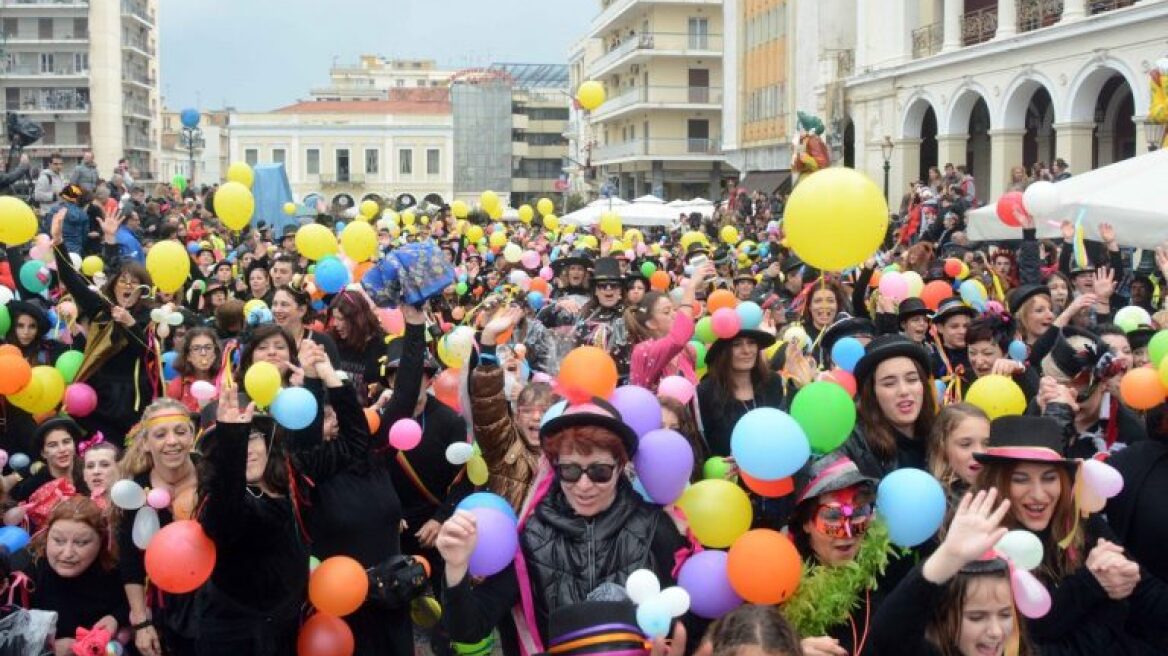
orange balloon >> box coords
[353,261,373,283]
[529,278,550,295]
[557,346,618,402]
[920,280,954,311]
[309,556,369,617]
[144,521,217,594]
[1120,367,1165,410]
[727,529,801,604]
[739,472,794,498]
[497,327,514,345]
[0,344,21,359]
[364,407,381,434]
[869,269,882,289]
[706,289,737,313]
[432,368,461,412]
[297,613,355,656]
[0,354,32,395]
[650,271,670,291]
[414,554,431,578]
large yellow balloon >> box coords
[146,240,191,293]
[295,224,338,261]
[359,200,379,219]
[517,204,534,224]
[599,212,622,238]
[341,221,378,262]
[244,361,282,407]
[480,191,500,214]
[226,161,254,188]
[451,200,469,219]
[0,197,37,245]
[536,197,555,217]
[215,181,255,231]
[466,225,484,243]
[81,256,104,276]
[677,479,753,548]
[576,81,606,111]
[784,167,888,271]
[965,374,1026,420]
[29,366,64,414]
[720,225,740,245]
[401,211,416,227]
[488,231,508,249]
[7,372,44,413]
[680,231,708,251]
[543,215,559,232]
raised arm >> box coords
[197,391,255,546]
[292,341,370,481]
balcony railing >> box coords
[1088,0,1135,13]
[121,0,155,25]
[124,69,155,86]
[122,35,156,56]
[10,89,89,112]
[1018,0,1062,32]
[0,0,88,6]
[962,5,998,46]
[0,64,88,77]
[125,133,154,150]
[594,85,723,117]
[590,31,723,76]
[912,22,943,59]
[593,137,722,162]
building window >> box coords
[399,149,413,175]
[688,17,709,49]
[365,148,379,175]
[39,53,54,74]
[272,148,286,164]
[426,148,440,175]
[244,149,258,166]
[73,53,88,73]
[336,149,350,182]
[306,148,320,175]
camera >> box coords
[1,113,43,202]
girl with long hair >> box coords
[625,262,710,390]
[167,326,222,412]
[325,290,385,404]
[927,403,990,497]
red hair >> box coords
[542,425,629,467]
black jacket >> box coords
[696,374,788,458]
[841,425,928,480]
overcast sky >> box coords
[159,0,594,111]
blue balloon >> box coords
[730,407,810,480]
[9,453,29,471]
[736,302,763,331]
[180,108,200,129]
[1008,340,1029,362]
[161,351,178,380]
[934,379,947,399]
[187,242,200,254]
[485,252,495,264]
[636,599,673,638]
[271,387,318,430]
[45,309,58,328]
[0,526,30,553]
[311,300,326,311]
[527,291,545,311]
[457,492,518,524]
[540,400,567,428]
[315,257,350,294]
[335,221,345,232]
[877,468,947,547]
[247,307,272,326]
[831,337,865,374]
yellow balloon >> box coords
[677,479,753,548]
[543,215,559,232]
[720,225,740,245]
[466,225,484,243]
[784,167,888,271]
[517,204,534,224]
[226,161,254,188]
[488,204,503,220]
[401,211,416,227]
[623,228,643,244]
[578,235,598,250]
[81,256,104,276]
[562,224,576,235]
[488,231,508,249]
[680,231,708,251]
[244,361,282,407]
[964,374,1026,420]
[0,197,38,245]
[215,181,255,231]
[243,299,268,319]
[282,202,296,216]
[341,221,378,262]
[7,373,44,413]
[295,223,338,261]
[599,212,622,238]
[467,455,489,486]
[480,190,500,213]
[576,80,606,111]
[359,199,379,219]
[451,200,469,219]
[146,240,190,293]
[29,366,64,414]
[536,197,555,217]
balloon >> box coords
[297,612,355,656]
[995,191,1025,227]
[790,381,857,454]
[467,454,488,485]
[710,308,741,340]
[719,225,739,244]
[658,586,691,618]
[959,279,988,310]
[609,386,662,439]
[877,468,947,547]
[1120,367,1164,410]
[730,407,810,481]
[649,271,670,291]
[283,202,297,216]
[75,255,104,278]
[27,365,64,413]
[314,257,350,294]
[576,80,606,111]
[965,374,1026,419]
[706,289,737,313]
[830,337,864,373]
[145,240,190,293]
[456,492,518,524]
[1008,340,1029,362]
[784,168,886,271]
[599,212,622,238]
[677,550,743,618]
[658,375,695,405]
[480,190,500,214]
[1114,305,1153,334]
[878,271,908,302]
[8,453,29,471]
[0,197,38,245]
[62,382,98,417]
[446,442,474,466]
[144,520,216,593]
[190,380,216,402]
[244,361,282,407]
[739,472,794,498]
[389,418,423,450]
[536,197,555,216]
[297,224,339,261]
[271,387,318,430]
[52,350,84,385]
[1147,330,1168,367]
[468,507,518,577]
[340,221,377,262]
[1012,568,1052,618]
[735,302,763,331]
[676,480,752,548]
[309,556,368,617]
[451,200,469,219]
[19,260,49,293]
[110,480,146,510]
[215,181,255,230]
[226,161,254,188]
[633,429,694,504]
[557,346,618,402]
[1081,458,1123,498]
[636,598,672,639]
[358,199,378,219]
[1022,180,1060,220]
[727,529,801,604]
[502,243,523,264]
[0,354,31,395]
[146,487,172,511]
[902,271,924,298]
[0,525,29,552]
[521,250,541,270]
[995,530,1044,571]
[625,569,661,605]
[132,506,160,549]
[920,280,953,310]
[432,369,461,411]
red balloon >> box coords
[297,613,354,656]
[824,369,857,397]
[943,258,963,278]
[432,369,461,412]
[740,472,794,498]
[995,192,1025,227]
[144,520,216,594]
[920,280,954,311]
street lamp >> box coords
[880,135,894,204]
[179,108,204,186]
[1149,122,1166,153]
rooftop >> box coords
[488,63,570,90]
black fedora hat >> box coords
[733,269,757,284]
[973,415,1077,468]
[853,334,932,386]
[540,397,639,460]
[932,297,978,324]
[591,257,623,283]
[684,242,710,263]
[552,249,594,273]
[6,300,50,336]
[794,452,877,505]
[1007,284,1051,316]
[896,298,930,323]
[706,328,777,365]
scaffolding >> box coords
[452,69,513,198]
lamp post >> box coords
[179,108,203,186]
[880,135,894,205]
[1150,122,1166,153]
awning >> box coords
[739,170,792,195]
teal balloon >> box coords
[736,302,763,330]
[55,350,84,384]
[19,261,48,293]
[790,381,856,455]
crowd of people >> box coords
[0,148,1165,656]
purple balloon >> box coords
[609,385,662,439]
[468,507,519,577]
[678,550,743,619]
[633,429,694,505]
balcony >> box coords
[589,31,723,78]
[9,89,89,113]
[124,132,154,150]
[121,0,155,26]
[1018,0,1062,32]
[962,5,998,46]
[912,22,943,59]
[123,69,155,88]
[592,85,723,121]
[1088,0,1135,13]
[593,137,722,163]
[0,63,88,78]
[122,35,156,58]
[588,0,720,38]
[124,102,152,119]
[0,0,88,9]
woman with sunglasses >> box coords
[167,327,222,412]
[571,257,631,382]
[435,400,688,653]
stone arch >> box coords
[998,72,1060,130]
[901,91,940,138]
[943,83,992,135]
[1065,58,1145,123]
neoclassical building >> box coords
[839,0,1166,205]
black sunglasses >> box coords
[596,282,622,291]
[555,462,617,484]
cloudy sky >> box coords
[159,0,594,111]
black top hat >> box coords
[853,334,932,386]
[1035,326,1106,383]
[1128,325,1157,351]
[536,600,647,656]
[34,416,87,454]
[1007,284,1050,316]
[540,397,639,460]
[820,315,875,359]
[552,249,594,272]
[932,297,978,324]
[897,298,930,322]
[973,415,1077,468]
[706,328,776,365]
[591,257,623,283]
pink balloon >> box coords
[1081,459,1123,498]
[378,308,405,335]
[521,250,541,270]
[63,383,98,417]
[710,308,741,339]
[0,449,8,470]
[623,250,635,260]
[636,242,648,256]
[190,380,217,402]
[389,418,422,450]
[878,271,908,302]
[147,488,172,510]
[539,266,554,281]
[1012,568,1051,618]
[659,376,695,405]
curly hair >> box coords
[29,496,117,572]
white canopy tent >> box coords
[561,196,681,227]
[666,197,716,218]
[966,149,1168,248]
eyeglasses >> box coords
[813,502,874,539]
[116,278,138,289]
[555,462,617,484]
[189,344,215,354]
[596,282,622,291]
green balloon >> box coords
[1150,330,1168,368]
[640,261,657,278]
[695,317,716,344]
[56,350,84,384]
[790,381,857,455]
[690,340,707,368]
[0,306,9,337]
[703,456,730,480]
[455,281,468,295]
[171,174,187,193]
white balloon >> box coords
[166,312,185,326]
[156,323,170,339]
[69,252,82,270]
[0,287,11,306]
[190,380,217,402]
[445,442,474,466]
[995,530,1044,571]
[110,479,147,510]
[150,308,166,323]
[624,569,661,605]
[658,586,691,617]
[1022,181,1060,220]
[132,506,160,549]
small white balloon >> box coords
[69,252,82,270]
[995,530,1044,571]
[110,479,147,510]
[446,442,474,466]
[0,286,12,305]
[658,586,691,617]
[624,569,661,605]
[1022,180,1060,220]
[132,506,160,549]
[166,312,185,326]
[156,323,170,339]
[190,380,217,401]
[150,308,166,323]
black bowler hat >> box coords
[853,334,932,386]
